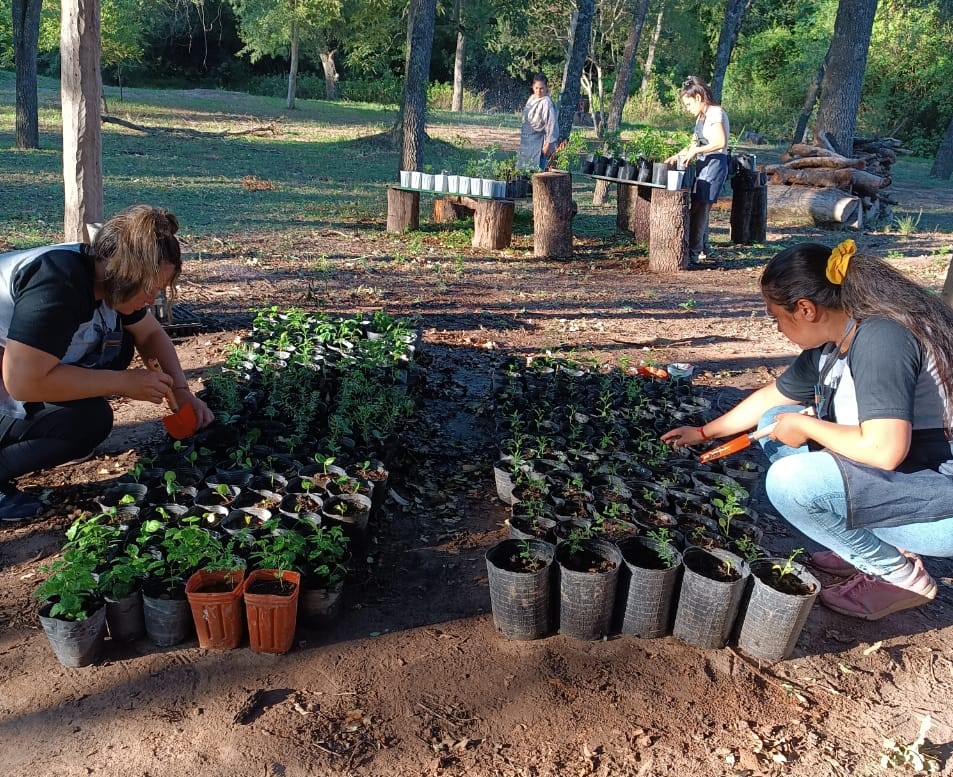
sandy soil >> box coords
[2,173,953,777]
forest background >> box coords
[1,0,952,164]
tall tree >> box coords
[639,0,663,92]
[815,0,879,155]
[229,0,342,109]
[592,0,649,205]
[397,0,437,170]
[556,0,595,141]
[931,115,953,180]
[61,0,103,241]
[12,0,42,149]
[451,0,465,111]
[709,0,753,103]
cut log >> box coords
[785,156,866,170]
[533,172,575,259]
[648,189,690,273]
[850,169,891,198]
[616,183,652,243]
[386,187,420,233]
[472,199,515,250]
[433,196,471,222]
[767,166,855,189]
[785,143,836,159]
[766,184,861,228]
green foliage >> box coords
[302,525,349,587]
[249,520,308,578]
[647,528,679,569]
[427,82,487,113]
[34,555,99,622]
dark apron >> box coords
[832,429,953,529]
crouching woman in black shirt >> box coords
[0,204,213,522]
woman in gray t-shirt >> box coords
[662,240,953,621]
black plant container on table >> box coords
[592,156,610,176]
[486,538,556,640]
[555,537,622,640]
[736,558,820,662]
[672,547,749,650]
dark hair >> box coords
[532,73,548,86]
[679,79,715,105]
[761,241,953,431]
[93,204,182,307]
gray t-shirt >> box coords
[776,316,953,469]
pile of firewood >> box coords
[762,135,901,228]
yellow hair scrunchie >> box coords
[826,239,856,285]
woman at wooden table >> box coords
[517,74,558,172]
[0,204,213,523]
[662,240,953,620]
[665,77,730,266]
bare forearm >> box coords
[6,363,130,403]
[702,382,798,439]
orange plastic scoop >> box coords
[145,358,199,440]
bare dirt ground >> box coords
[2,172,953,777]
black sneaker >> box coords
[0,488,45,522]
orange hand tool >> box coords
[698,407,814,464]
[145,358,199,440]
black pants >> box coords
[0,332,133,486]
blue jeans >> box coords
[759,405,953,576]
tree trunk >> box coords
[556,0,595,143]
[617,183,651,243]
[451,0,466,113]
[815,0,879,156]
[397,0,437,171]
[472,200,515,250]
[606,0,650,132]
[930,115,953,180]
[593,0,650,207]
[319,49,339,100]
[13,0,42,150]
[648,189,689,273]
[387,187,420,232]
[639,1,664,93]
[286,21,299,110]
[533,172,575,259]
[766,184,861,227]
[793,46,830,144]
[709,0,754,104]
[61,0,104,242]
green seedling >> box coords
[647,527,679,569]
[517,539,545,572]
[772,547,804,579]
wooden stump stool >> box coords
[472,199,515,250]
[533,171,575,259]
[617,183,652,243]
[648,189,690,272]
[386,187,420,233]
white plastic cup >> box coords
[667,170,685,191]
[399,170,411,188]
[447,175,459,194]
[421,173,435,190]
[410,171,422,189]
[457,177,470,195]
[434,174,447,193]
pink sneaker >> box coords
[820,556,937,621]
[809,550,857,577]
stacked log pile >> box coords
[763,136,900,228]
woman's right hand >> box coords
[660,425,707,448]
[123,368,174,405]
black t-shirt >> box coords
[6,245,146,360]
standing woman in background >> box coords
[666,78,730,265]
[517,74,558,172]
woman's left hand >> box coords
[174,387,214,429]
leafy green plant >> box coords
[772,548,804,579]
[516,539,545,572]
[302,525,350,588]
[647,527,679,568]
[249,520,308,580]
[33,555,99,621]
[551,130,587,171]
[733,535,764,562]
